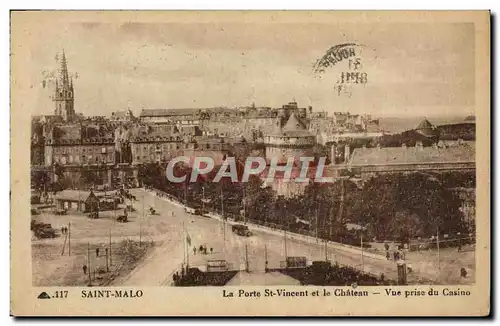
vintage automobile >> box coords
[54,209,67,215]
[184,207,201,215]
[117,215,128,223]
[88,211,99,219]
[32,221,57,239]
[231,224,252,237]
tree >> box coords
[31,171,50,191]
[243,176,275,224]
[346,173,466,241]
[388,211,422,243]
[302,180,358,240]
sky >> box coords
[18,13,475,118]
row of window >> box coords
[132,143,181,152]
[133,155,172,163]
[130,143,227,152]
[54,146,114,155]
[49,153,114,165]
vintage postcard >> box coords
[10,11,490,316]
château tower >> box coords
[53,50,75,122]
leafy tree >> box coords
[346,173,466,241]
[302,180,358,240]
[242,176,275,224]
[388,211,422,243]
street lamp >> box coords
[201,185,205,215]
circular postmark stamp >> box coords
[313,43,374,98]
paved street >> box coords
[32,187,473,286]
[116,189,406,286]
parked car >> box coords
[117,215,128,223]
[232,224,252,237]
[185,207,201,215]
[88,211,99,219]
[54,209,67,215]
[32,221,57,239]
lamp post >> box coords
[201,186,205,215]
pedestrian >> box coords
[83,264,88,275]
[193,247,197,255]
[210,247,213,254]
[199,245,203,253]
[96,248,100,257]
[460,267,467,278]
[386,251,391,260]
[61,226,65,235]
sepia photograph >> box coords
[11,10,490,316]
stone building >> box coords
[261,113,317,198]
[264,113,316,165]
[111,109,137,123]
[130,128,185,165]
[348,141,476,180]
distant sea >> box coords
[377,115,473,134]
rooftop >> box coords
[140,108,200,117]
[140,107,236,118]
[349,143,475,165]
[416,118,434,130]
[269,113,314,138]
[53,190,108,202]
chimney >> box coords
[330,144,336,165]
[344,144,351,162]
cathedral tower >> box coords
[53,50,75,122]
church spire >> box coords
[54,49,75,122]
[58,49,70,88]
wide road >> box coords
[117,189,404,286]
